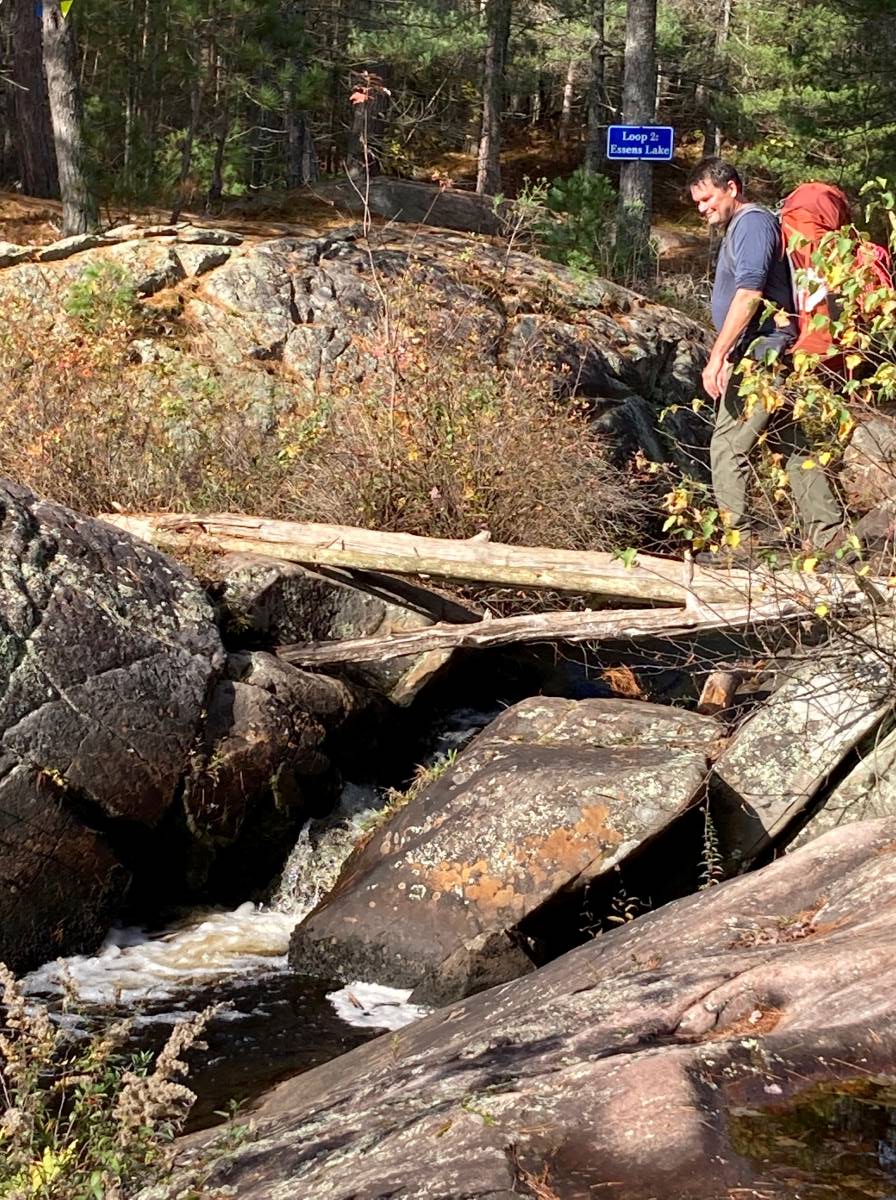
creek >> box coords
[21,704,503,1127]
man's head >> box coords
[688,157,744,230]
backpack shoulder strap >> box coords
[719,203,776,275]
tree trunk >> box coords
[100,513,873,614]
[616,0,657,279]
[476,0,511,195]
[277,601,809,667]
[286,101,319,187]
[345,67,389,181]
[41,0,96,233]
[170,54,202,222]
[559,57,576,143]
[208,103,228,205]
[710,0,733,154]
[10,0,58,198]
[583,0,606,174]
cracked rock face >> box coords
[0,479,224,970]
[709,633,895,870]
[0,224,711,470]
[289,697,723,1004]
[173,818,896,1200]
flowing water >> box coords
[22,786,428,1125]
[21,709,497,1125]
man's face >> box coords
[689,178,740,228]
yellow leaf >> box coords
[802,556,819,574]
[724,528,742,549]
[845,353,863,371]
[801,460,816,470]
[815,603,829,617]
[818,451,832,466]
[691,397,703,413]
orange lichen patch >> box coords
[518,803,623,876]
[406,858,522,914]
[464,875,519,910]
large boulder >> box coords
[0,479,224,969]
[789,721,896,849]
[0,223,711,469]
[290,697,723,1003]
[171,650,368,899]
[839,413,896,511]
[708,632,894,870]
[169,818,896,1200]
[211,552,474,704]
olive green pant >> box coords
[710,373,843,546]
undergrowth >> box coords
[0,274,650,553]
[0,964,213,1199]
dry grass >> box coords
[0,963,213,1198]
[0,278,651,555]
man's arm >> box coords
[702,287,762,400]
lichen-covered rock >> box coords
[185,240,298,362]
[167,818,896,1200]
[840,414,896,511]
[789,722,896,849]
[0,478,224,968]
[0,219,712,468]
[289,697,723,1003]
[183,651,357,845]
[709,633,895,869]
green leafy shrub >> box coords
[63,263,139,336]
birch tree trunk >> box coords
[41,0,96,233]
[559,57,576,143]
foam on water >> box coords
[326,981,431,1030]
[23,903,296,1006]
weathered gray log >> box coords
[101,513,868,609]
[276,600,812,666]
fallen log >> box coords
[101,513,865,609]
[275,597,851,666]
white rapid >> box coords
[22,781,423,1030]
[23,709,497,1030]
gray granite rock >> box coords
[0,479,224,968]
[163,818,896,1200]
[709,631,895,869]
[290,697,723,1003]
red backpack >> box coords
[779,182,893,357]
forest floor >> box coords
[0,139,712,279]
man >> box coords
[687,156,844,552]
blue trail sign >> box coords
[606,126,675,161]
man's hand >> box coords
[702,355,732,401]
